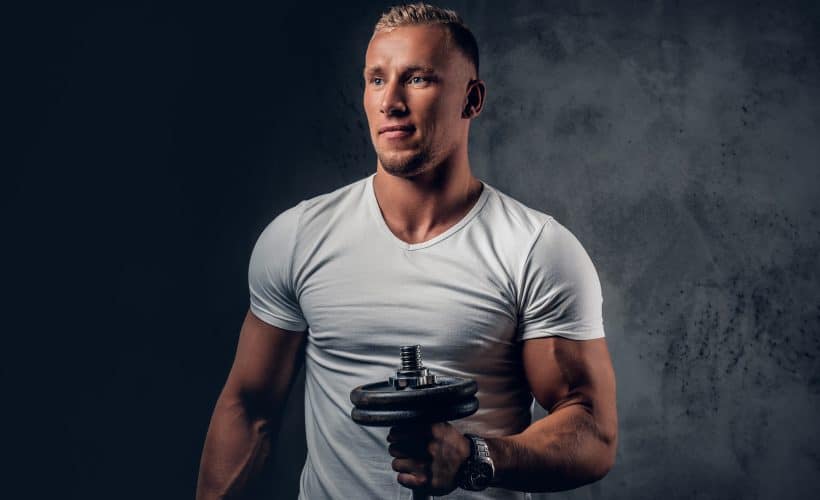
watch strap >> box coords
[457,433,495,491]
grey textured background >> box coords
[6,0,818,499]
[265,1,820,499]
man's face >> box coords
[363,24,475,178]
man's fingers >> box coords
[391,457,427,475]
[388,423,432,442]
[397,472,427,490]
[388,440,430,459]
[388,443,407,458]
[393,457,432,490]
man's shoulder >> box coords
[255,175,369,243]
[299,174,370,215]
[481,181,554,240]
[307,174,371,203]
[272,175,371,228]
[484,185,594,266]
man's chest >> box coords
[294,245,521,365]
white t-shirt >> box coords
[248,173,605,499]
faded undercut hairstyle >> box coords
[373,2,480,78]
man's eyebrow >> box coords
[404,65,436,74]
[362,65,437,77]
[362,66,378,77]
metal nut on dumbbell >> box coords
[388,345,437,389]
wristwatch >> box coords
[457,433,495,491]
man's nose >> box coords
[380,80,407,116]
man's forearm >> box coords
[196,396,279,500]
[485,403,616,492]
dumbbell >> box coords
[349,345,478,500]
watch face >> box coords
[469,462,493,489]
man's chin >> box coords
[377,151,429,178]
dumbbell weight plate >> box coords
[349,376,477,410]
[351,396,479,426]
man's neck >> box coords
[372,157,484,245]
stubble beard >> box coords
[376,132,445,179]
[376,148,433,179]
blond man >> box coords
[197,3,617,499]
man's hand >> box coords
[387,422,472,496]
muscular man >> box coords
[196,3,617,499]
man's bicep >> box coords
[221,309,306,418]
[522,337,616,423]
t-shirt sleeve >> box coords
[516,217,605,342]
[247,202,308,332]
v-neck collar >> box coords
[365,173,490,251]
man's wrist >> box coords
[457,433,495,491]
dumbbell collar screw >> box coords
[388,345,437,390]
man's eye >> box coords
[370,77,383,86]
[409,76,428,85]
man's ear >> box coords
[462,79,486,119]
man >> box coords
[196,3,617,499]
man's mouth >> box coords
[379,125,415,139]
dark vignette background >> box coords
[5,0,819,499]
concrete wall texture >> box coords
[8,1,818,499]
[262,1,820,499]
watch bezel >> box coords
[466,460,493,489]
[458,434,495,491]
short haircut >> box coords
[373,2,480,78]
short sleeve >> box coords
[248,202,308,332]
[516,218,605,341]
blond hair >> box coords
[373,3,480,77]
